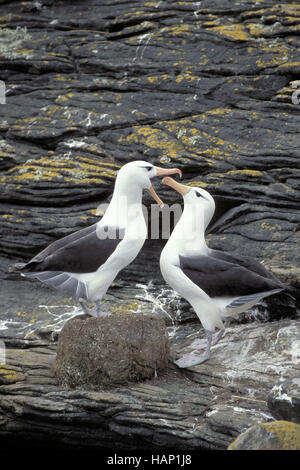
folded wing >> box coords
[179,252,285,299]
[19,224,125,274]
[16,223,125,301]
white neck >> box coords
[169,204,207,254]
[110,182,143,209]
[100,177,146,233]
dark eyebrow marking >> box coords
[139,165,153,171]
[195,190,207,200]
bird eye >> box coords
[195,191,203,198]
[144,166,153,171]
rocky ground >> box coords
[0,311,299,450]
[0,0,299,450]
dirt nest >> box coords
[55,313,170,389]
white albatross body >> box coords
[160,177,287,367]
[160,203,224,333]
[16,161,181,317]
[73,191,147,302]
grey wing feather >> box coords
[228,288,283,308]
[24,270,88,300]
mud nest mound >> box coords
[55,313,170,389]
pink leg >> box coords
[189,328,225,350]
[174,330,212,368]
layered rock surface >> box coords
[0,0,299,277]
[0,0,299,450]
[0,316,299,450]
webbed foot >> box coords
[175,330,213,368]
[174,350,211,368]
[79,299,98,317]
[189,328,225,350]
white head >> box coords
[115,160,182,207]
[116,161,157,191]
[162,177,215,229]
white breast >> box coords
[160,224,224,332]
[87,213,147,301]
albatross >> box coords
[160,177,288,368]
[15,161,181,317]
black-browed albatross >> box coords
[160,177,288,368]
[15,161,182,317]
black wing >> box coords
[179,253,284,299]
[19,224,125,274]
[209,249,279,281]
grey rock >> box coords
[228,421,300,450]
[274,324,300,356]
[267,376,300,424]
[0,318,300,449]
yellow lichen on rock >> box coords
[1,155,119,187]
[226,169,263,177]
[121,109,245,167]
[165,25,190,36]
[246,22,269,37]
[261,221,277,231]
[0,367,20,382]
[228,421,300,450]
[210,24,250,41]
[125,126,185,158]
[186,181,209,189]
[261,421,300,450]
[255,41,290,69]
[110,302,140,316]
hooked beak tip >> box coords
[161,176,191,196]
[155,167,182,178]
[162,176,172,185]
[147,185,164,208]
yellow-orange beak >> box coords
[147,185,165,208]
[147,167,182,208]
[162,176,191,196]
[155,167,182,178]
